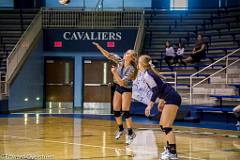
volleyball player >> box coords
[92,42,137,145]
[138,55,181,160]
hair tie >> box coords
[149,60,155,68]
[149,60,153,65]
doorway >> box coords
[44,58,74,112]
[83,59,113,114]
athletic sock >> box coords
[166,141,170,151]
[118,124,124,132]
[128,128,133,135]
[169,144,177,154]
[166,141,169,148]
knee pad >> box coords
[122,111,131,119]
[113,111,121,117]
[234,112,240,118]
[161,127,172,135]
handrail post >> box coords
[101,0,104,11]
[225,56,229,84]
[174,72,177,90]
[20,7,24,34]
[190,76,193,104]
[83,0,85,10]
[134,10,145,54]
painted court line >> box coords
[178,155,208,160]
[4,135,124,151]
[12,113,114,116]
[4,135,208,160]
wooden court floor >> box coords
[0,115,239,160]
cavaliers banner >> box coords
[43,28,138,52]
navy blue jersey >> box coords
[143,70,176,102]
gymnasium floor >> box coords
[0,113,240,160]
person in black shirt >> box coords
[183,34,206,63]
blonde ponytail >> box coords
[150,64,166,80]
[128,50,138,80]
[140,55,165,80]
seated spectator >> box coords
[233,105,240,127]
[164,41,175,68]
[183,34,206,64]
[174,42,185,66]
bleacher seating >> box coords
[209,95,240,107]
[0,9,38,81]
[143,8,240,107]
[228,84,240,95]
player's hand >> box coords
[158,100,165,112]
[111,66,117,74]
[233,105,240,112]
[92,42,100,47]
[145,105,152,117]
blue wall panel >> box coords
[85,0,98,8]
[152,0,170,9]
[45,0,151,8]
[74,56,83,107]
[9,35,44,111]
[103,0,151,8]
[0,0,13,7]
[43,28,138,52]
[189,0,219,9]
[227,0,240,7]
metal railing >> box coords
[160,72,177,90]
[0,36,7,96]
[95,0,104,11]
[95,0,128,11]
[134,10,145,54]
[6,11,42,86]
[189,48,240,104]
[42,8,143,28]
[0,72,7,95]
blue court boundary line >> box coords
[0,113,239,131]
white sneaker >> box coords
[236,121,240,127]
[160,150,178,160]
[161,147,169,156]
[125,131,136,145]
[115,130,125,140]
